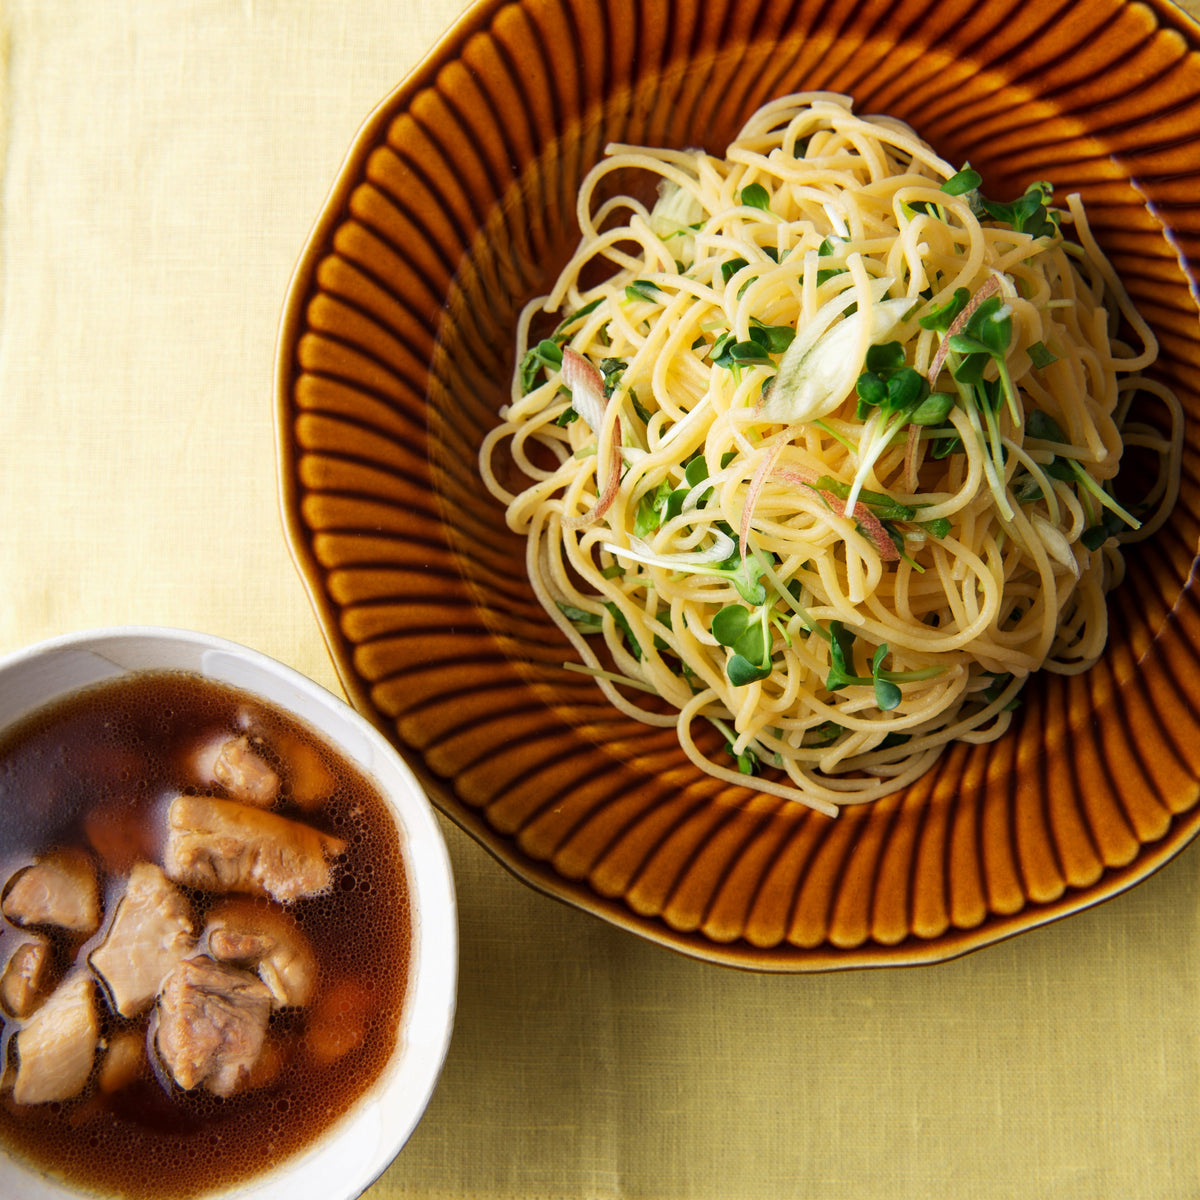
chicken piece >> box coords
[214,736,280,808]
[305,976,371,1066]
[89,862,195,1017]
[1,935,52,1018]
[153,956,272,1097]
[186,732,280,809]
[250,721,337,811]
[202,897,318,1008]
[84,796,161,873]
[12,970,99,1104]
[282,738,337,811]
[240,1033,290,1093]
[97,1029,146,1093]
[2,847,101,935]
[163,794,346,903]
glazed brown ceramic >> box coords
[276,0,1200,969]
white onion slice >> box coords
[602,530,736,570]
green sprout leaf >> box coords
[720,257,750,283]
[727,654,772,686]
[870,644,902,711]
[919,287,970,332]
[825,621,860,692]
[624,279,663,303]
[855,370,888,412]
[715,339,774,369]
[634,479,674,536]
[604,601,643,660]
[865,341,906,373]
[711,604,750,647]
[908,391,955,426]
[930,432,963,459]
[739,182,772,212]
[713,604,771,686]
[551,296,605,338]
[725,740,760,775]
[519,338,564,393]
[728,548,770,605]
[853,342,931,424]
[1081,508,1129,550]
[824,622,941,709]
[805,721,843,747]
[981,180,1059,238]
[598,356,627,398]
[941,166,982,196]
[733,621,768,665]
[1026,408,1068,443]
[919,517,952,539]
[883,366,928,412]
[749,316,796,354]
[557,603,602,629]
[684,455,709,488]
[1028,340,1057,368]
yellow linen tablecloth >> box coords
[2,2,1199,1197]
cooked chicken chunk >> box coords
[188,733,280,809]
[97,1029,146,1094]
[154,956,272,1097]
[163,794,346,902]
[305,976,370,1066]
[2,847,101,935]
[84,796,161,873]
[89,862,195,1017]
[215,736,280,807]
[1,935,52,1018]
[249,721,337,811]
[12,970,99,1104]
[203,897,318,1008]
[241,1034,289,1092]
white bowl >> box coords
[0,626,457,1200]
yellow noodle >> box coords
[479,93,1184,815]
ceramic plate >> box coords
[276,0,1200,969]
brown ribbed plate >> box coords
[276,0,1200,970]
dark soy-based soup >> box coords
[0,671,412,1199]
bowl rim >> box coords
[0,624,458,1200]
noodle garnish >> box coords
[479,93,1184,815]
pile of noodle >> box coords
[479,92,1183,816]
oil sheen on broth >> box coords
[0,671,412,1200]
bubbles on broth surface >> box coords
[0,671,412,1200]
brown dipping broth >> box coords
[0,671,412,1200]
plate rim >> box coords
[274,0,1200,971]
